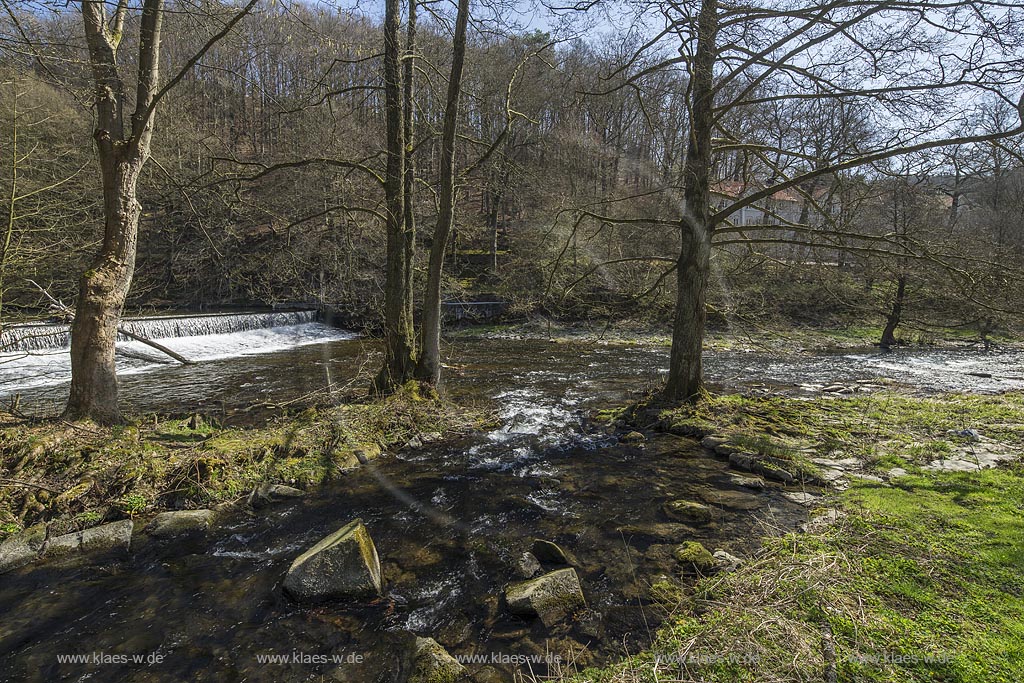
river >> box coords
[0,315,1022,682]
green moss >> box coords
[658,391,1024,463]
[674,541,714,569]
[650,577,685,606]
[578,460,1024,683]
[0,392,486,534]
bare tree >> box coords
[375,0,418,393]
[603,0,1024,401]
[417,0,471,385]
[1,0,260,423]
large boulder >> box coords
[146,509,215,538]
[283,519,382,602]
[408,637,467,683]
[505,567,586,627]
[0,524,46,574]
[45,520,133,559]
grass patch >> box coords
[576,463,1024,682]
[657,391,1024,471]
[0,383,491,537]
[569,392,1024,682]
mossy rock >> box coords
[282,519,382,602]
[649,577,684,605]
[505,567,586,627]
[673,541,714,569]
[409,637,467,683]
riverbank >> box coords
[0,383,490,543]
[449,318,1018,352]
[578,391,1024,682]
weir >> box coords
[0,311,318,353]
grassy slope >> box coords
[580,393,1024,683]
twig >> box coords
[0,478,60,493]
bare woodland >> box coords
[2,0,1024,420]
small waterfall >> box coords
[1,311,318,353]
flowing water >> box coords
[1,316,1022,682]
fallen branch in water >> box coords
[27,280,192,365]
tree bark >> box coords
[663,0,717,404]
[375,0,417,392]
[416,0,470,385]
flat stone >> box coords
[730,475,766,490]
[663,499,714,523]
[729,452,795,483]
[712,550,744,571]
[505,567,586,627]
[816,468,847,483]
[45,520,133,559]
[249,482,307,508]
[800,508,843,533]
[146,509,215,538]
[887,467,909,478]
[0,524,46,574]
[282,519,382,602]
[697,488,762,510]
[781,492,821,507]
[812,457,861,469]
[924,444,1017,472]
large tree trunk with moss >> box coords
[416,0,470,385]
[663,0,717,404]
[375,0,417,392]
[65,0,163,424]
[66,158,145,423]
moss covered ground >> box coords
[575,392,1024,683]
[0,383,490,538]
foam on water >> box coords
[0,321,356,395]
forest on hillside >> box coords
[4,0,1024,338]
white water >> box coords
[0,320,356,396]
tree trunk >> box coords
[416,0,470,386]
[402,0,417,328]
[879,274,906,349]
[66,157,144,424]
[375,0,417,392]
[663,0,717,404]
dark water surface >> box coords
[1,331,1022,682]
